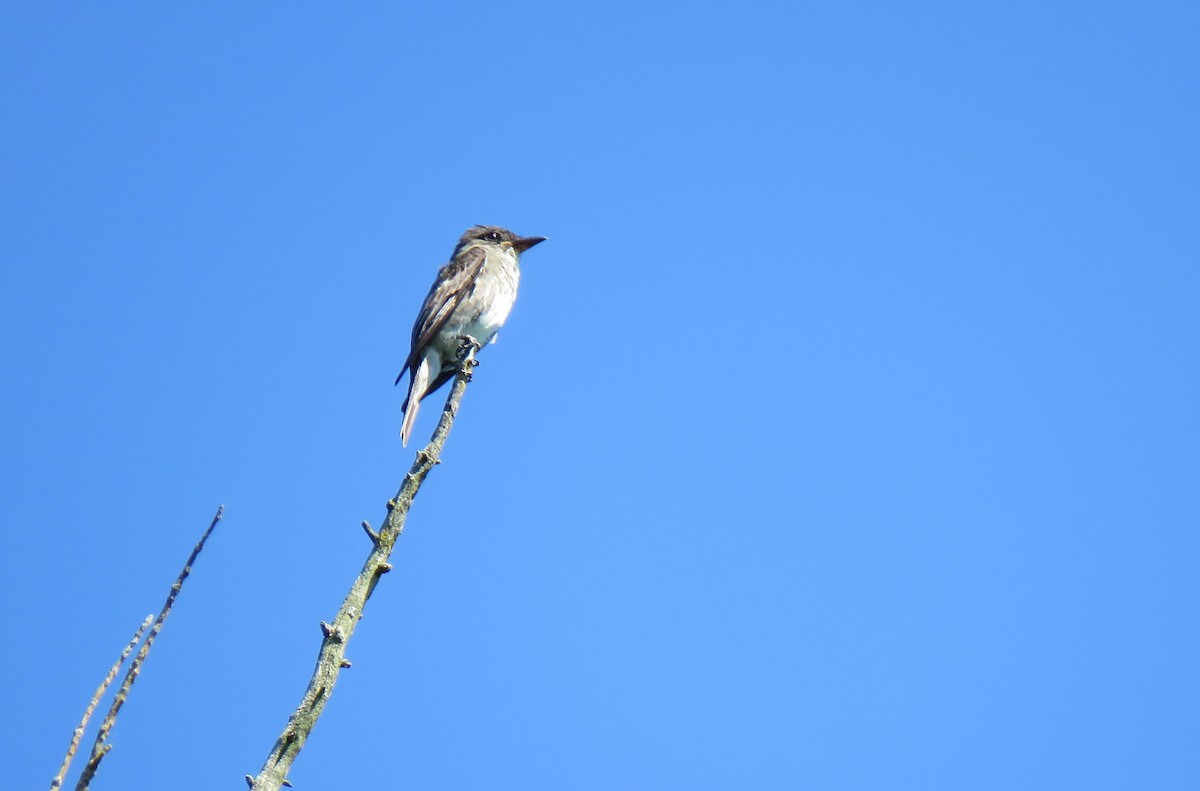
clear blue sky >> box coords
[3,3,1197,789]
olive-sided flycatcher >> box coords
[396,225,546,446]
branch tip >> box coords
[249,339,479,790]
[71,509,223,790]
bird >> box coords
[396,225,547,446]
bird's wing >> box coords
[395,246,486,385]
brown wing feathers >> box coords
[394,246,487,385]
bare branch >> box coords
[248,342,479,791]
[49,615,152,791]
[73,506,225,791]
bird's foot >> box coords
[453,335,481,379]
[456,334,483,352]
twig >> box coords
[248,342,479,791]
[73,505,225,791]
[49,615,152,791]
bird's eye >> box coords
[487,231,501,241]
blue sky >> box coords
[2,2,1197,789]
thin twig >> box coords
[73,505,225,791]
[49,615,153,791]
[248,342,479,791]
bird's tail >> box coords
[399,361,430,447]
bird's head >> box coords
[459,225,547,255]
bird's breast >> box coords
[440,250,520,352]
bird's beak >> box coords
[510,236,547,253]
